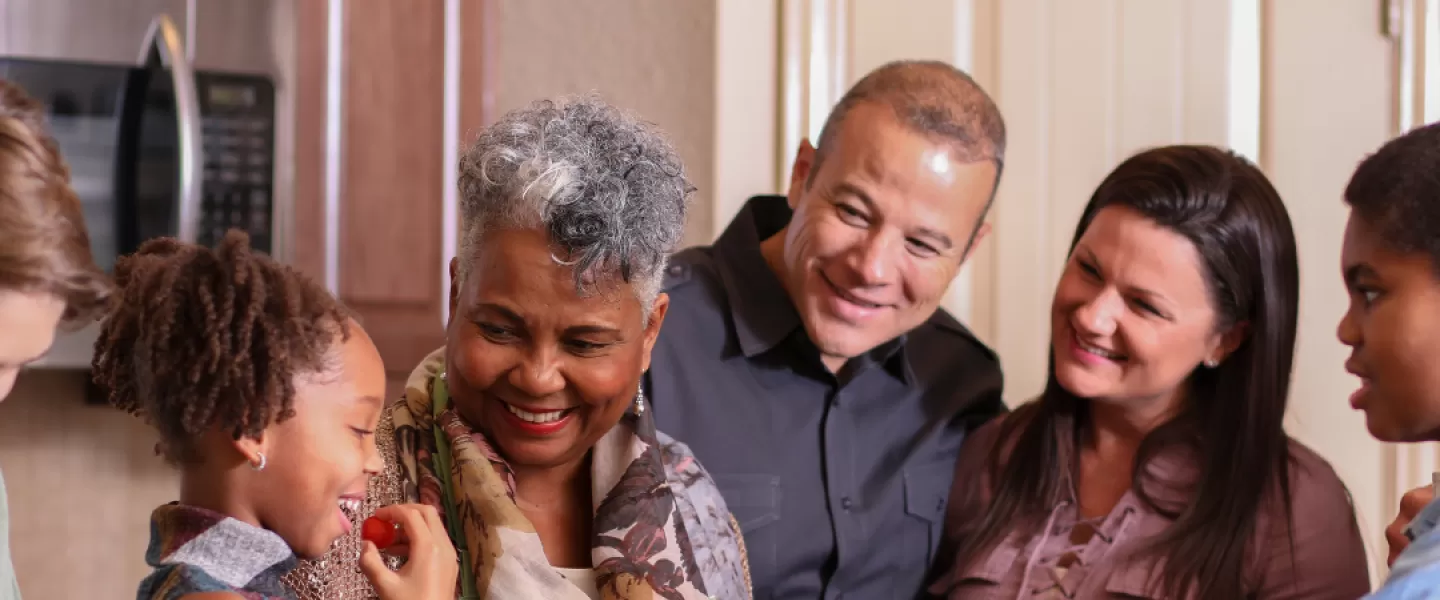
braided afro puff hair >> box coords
[92,230,353,464]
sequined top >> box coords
[283,409,405,600]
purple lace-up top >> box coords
[928,417,1372,600]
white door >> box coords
[1262,0,1398,584]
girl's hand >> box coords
[358,503,460,600]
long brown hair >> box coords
[953,146,1300,599]
[0,79,110,322]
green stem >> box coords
[432,375,480,599]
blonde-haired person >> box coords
[0,79,112,598]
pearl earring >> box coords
[250,452,267,472]
[1204,358,1219,368]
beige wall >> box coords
[490,0,778,245]
[713,0,780,231]
[1264,0,1396,581]
[0,371,177,598]
[490,0,719,246]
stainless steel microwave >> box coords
[1,2,292,370]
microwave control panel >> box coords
[197,74,275,253]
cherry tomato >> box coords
[361,515,398,549]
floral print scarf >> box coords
[390,349,713,600]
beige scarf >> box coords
[390,349,715,599]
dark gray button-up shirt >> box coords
[646,196,1006,600]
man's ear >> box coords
[959,222,992,265]
[786,140,817,210]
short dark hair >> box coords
[811,60,1006,177]
[1344,121,1440,270]
[92,230,352,464]
[809,60,1006,255]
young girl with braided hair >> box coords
[93,230,457,600]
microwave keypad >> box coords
[200,110,273,253]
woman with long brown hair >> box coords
[929,145,1370,599]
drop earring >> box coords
[634,384,646,416]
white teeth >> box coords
[505,403,567,423]
[1080,341,1119,359]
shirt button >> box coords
[840,497,853,511]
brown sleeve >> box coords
[1252,442,1372,600]
[930,415,1006,584]
[283,408,407,599]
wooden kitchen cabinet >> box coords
[293,0,494,394]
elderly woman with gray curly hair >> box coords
[283,95,752,600]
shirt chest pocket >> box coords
[901,461,953,574]
[932,541,1015,600]
[714,473,781,589]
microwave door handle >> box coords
[138,14,203,244]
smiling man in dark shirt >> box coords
[644,60,1009,599]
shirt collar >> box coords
[146,502,297,594]
[711,195,913,383]
[712,195,804,358]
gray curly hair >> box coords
[456,95,694,313]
